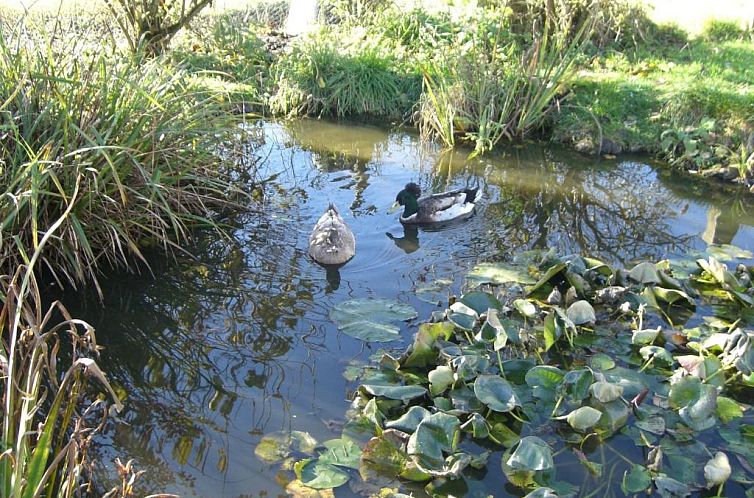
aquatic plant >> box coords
[0,208,122,498]
[0,21,245,293]
[257,246,754,496]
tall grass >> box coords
[419,3,594,155]
[0,21,244,293]
[269,34,421,118]
[0,200,123,498]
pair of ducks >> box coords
[308,183,481,265]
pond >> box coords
[65,119,754,497]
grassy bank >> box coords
[165,0,754,188]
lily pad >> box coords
[566,406,602,431]
[513,298,537,319]
[385,406,430,433]
[467,262,535,285]
[716,396,743,423]
[448,302,478,331]
[318,439,362,470]
[361,384,427,402]
[474,375,519,412]
[428,365,455,396]
[706,243,754,261]
[566,300,596,325]
[255,431,318,463]
[294,458,350,489]
[506,436,554,471]
[407,412,460,471]
[330,299,417,343]
[629,262,661,285]
[622,464,651,494]
[590,353,615,371]
[460,291,502,314]
[339,321,401,342]
[591,381,623,403]
[285,480,335,498]
[527,262,567,297]
[704,452,731,488]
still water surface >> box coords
[66,120,754,497]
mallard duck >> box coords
[308,203,355,265]
[389,182,480,224]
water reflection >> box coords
[67,119,753,497]
[386,225,420,253]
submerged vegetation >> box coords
[258,246,754,497]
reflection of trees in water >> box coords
[69,211,323,494]
[456,151,696,263]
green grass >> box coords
[555,38,754,161]
[268,29,421,118]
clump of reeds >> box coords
[419,1,594,155]
[269,32,421,119]
[0,20,244,293]
[0,207,123,498]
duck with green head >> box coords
[389,182,480,224]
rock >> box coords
[574,137,595,154]
[599,138,622,155]
[704,166,740,181]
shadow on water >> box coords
[63,119,754,497]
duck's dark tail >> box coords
[464,186,480,204]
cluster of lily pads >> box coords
[256,245,754,498]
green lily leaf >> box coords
[338,321,401,342]
[460,291,502,314]
[704,452,731,488]
[467,262,535,286]
[629,261,661,285]
[566,300,596,325]
[562,368,593,401]
[363,398,385,426]
[506,436,554,471]
[706,243,754,261]
[595,399,629,432]
[525,365,565,389]
[653,287,695,308]
[669,376,717,431]
[622,464,651,494]
[635,416,666,435]
[474,375,519,412]
[632,327,661,345]
[428,365,455,396]
[523,488,559,498]
[477,309,508,349]
[590,381,624,403]
[460,412,489,439]
[294,458,350,489]
[566,406,602,431]
[716,396,743,424]
[403,322,455,368]
[448,302,478,331]
[385,406,430,433]
[640,346,674,366]
[360,431,412,481]
[654,476,691,498]
[407,412,460,471]
[361,384,427,402]
[318,439,362,470]
[330,298,417,325]
[527,262,567,297]
[255,431,318,463]
[513,298,537,318]
[590,353,615,371]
